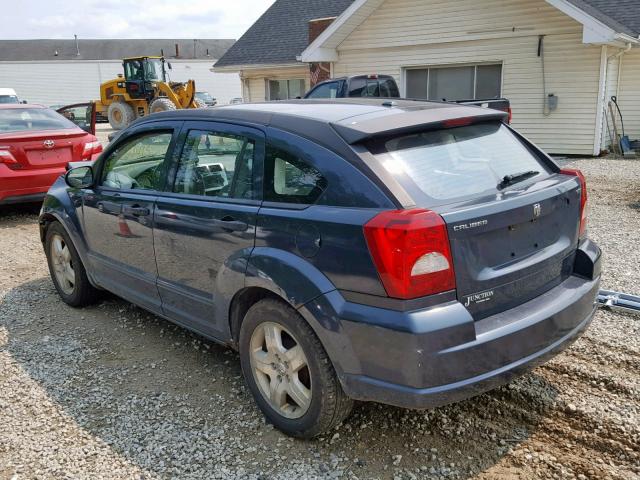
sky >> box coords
[2,0,277,40]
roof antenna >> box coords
[74,34,80,56]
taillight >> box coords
[560,168,587,237]
[363,209,456,299]
[82,141,103,158]
[507,107,513,124]
[0,148,17,164]
[443,117,473,128]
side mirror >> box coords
[21,100,27,104]
[65,165,94,189]
[167,62,172,70]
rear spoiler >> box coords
[330,105,508,144]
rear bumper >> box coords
[0,164,64,204]
[299,240,601,409]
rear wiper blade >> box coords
[497,170,539,190]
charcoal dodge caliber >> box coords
[40,99,601,438]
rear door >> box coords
[366,122,581,318]
[82,121,181,313]
[153,121,264,337]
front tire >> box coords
[149,97,177,114]
[239,299,353,438]
[107,101,135,130]
[45,222,98,307]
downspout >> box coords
[614,43,632,97]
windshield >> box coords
[144,59,164,81]
[196,92,213,102]
[368,123,549,205]
[0,95,19,104]
[0,108,77,133]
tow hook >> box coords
[597,290,640,316]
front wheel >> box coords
[45,222,98,307]
[239,299,353,438]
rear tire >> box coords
[239,298,354,438]
[45,222,98,307]
[149,98,177,114]
[107,101,135,130]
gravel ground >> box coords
[1,158,639,480]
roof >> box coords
[565,0,640,37]
[139,98,507,144]
[214,0,354,68]
[0,39,235,62]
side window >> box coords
[306,81,340,99]
[101,131,172,190]
[264,145,327,204]
[173,130,255,199]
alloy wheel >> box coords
[50,234,75,295]
[249,321,312,419]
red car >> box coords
[0,103,102,205]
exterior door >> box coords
[153,121,264,338]
[82,122,180,313]
[56,102,96,135]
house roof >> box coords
[566,0,640,37]
[214,0,354,68]
[0,39,235,62]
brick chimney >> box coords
[308,17,336,87]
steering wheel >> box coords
[134,168,157,189]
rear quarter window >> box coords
[264,145,327,204]
[367,122,550,205]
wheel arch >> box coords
[39,204,99,288]
[228,247,347,363]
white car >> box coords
[0,88,21,104]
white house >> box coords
[0,39,242,106]
[216,0,640,156]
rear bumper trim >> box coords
[340,302,595,408]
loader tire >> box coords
[149,98,177,114]
[107,101,136,130]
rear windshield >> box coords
[368,123,549,205]
[348,78,400,98]
[0,108,77,133]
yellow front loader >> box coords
[96,56,204,130]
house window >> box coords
[267,79,306,100]
[405,64,502,101]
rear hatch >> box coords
[364,121,582,319]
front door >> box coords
[56,102,96,135]
[153,121,264,337]
[82,123,180,313]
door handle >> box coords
[123,205,150,217]
[210,217,248,232]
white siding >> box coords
[333,0,604,155]
[241,67,310,102]
[618,49,640,143]
[0,60,241,106]
[340,0,581,51]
